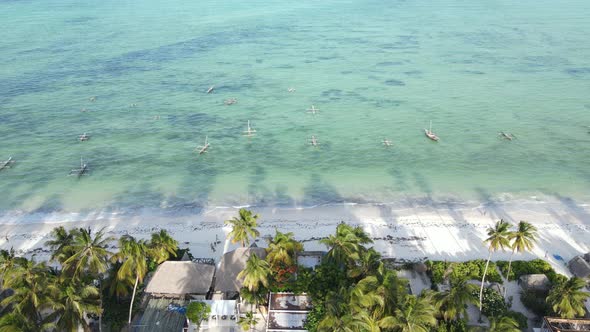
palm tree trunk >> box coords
[128,275,139,325]
[99,278,103,332]
[503,248,516,298]
[479,250,492,315]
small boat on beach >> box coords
[196,136,210,155]
[424,121,439,141]
[0,157,14,171]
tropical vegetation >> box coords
[0,226,178,331]
[2,213,581,332]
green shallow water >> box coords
[1,0,590,215]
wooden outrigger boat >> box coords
[307,105,320,115]
[224,98,237,105]
[0,157,14,171]
[424,121,439,141]
[79,133,90,141]
[206,85,215,94]
[309,135,319,147]
[498,132,515,141]
[69,157,89,178]
[196,136,210,155]
[243,121,257,137]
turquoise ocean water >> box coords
[1,0,590,218]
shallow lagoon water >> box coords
[1,0,590,217]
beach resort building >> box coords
[296,251,325,270]
[540,317,590,332]
[568,255,590,279]
[266,293,313,332]
[186,299,238,332]
[132,260,216,332]
[214,245,267,299]
[145,261,216,299]
[519,274,552,292]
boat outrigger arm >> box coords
[243,120,257,137]
[307,105,320,114]
[69,158,89,177]
[0,156,14,171]
[309,135,319,146]
[499,132,515,140]
[196,136,210,154]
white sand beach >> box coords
[1,195,589,276]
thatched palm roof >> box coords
[214,247,267,293]
[567,256,590,279]
[145,261,215,296]
[518,274,551,291]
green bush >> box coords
[303,304,324,332]
[186,302,211,328]
[497,259,559,282]
[477,288,508,318]
[432,319,468,332]
[520,289,550,317]
[504,310,528,329]
[426,260,503,284]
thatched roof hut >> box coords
[518,274,551,291]
[542,317,590,332]
[145,261,215,298]
[567,256,590,279]
[214,247,267,294]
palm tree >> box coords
[63,227,113,279]
[317,314,360,332]
[239,311,259,332]
[0,248,20,279]
[488,316,520,332]
[352,311,389,332]
[45,226,78,265]
[435,277,478,321]
[111,235,149,325]
[266,230,303,267]
[225,209,260,247]
[379,295,437,332]
[479,219,511,313]
[348,247,381,279]
[238,253,271,292]
[0,258,56,325]
[0,311,54,332]
[50,279,101,332]
[320,223,373,267]
[504,221,537,297]
[546,277,590,318]
[149,229,178,264]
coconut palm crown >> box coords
[225,209,260,247]
[547,277,590,318]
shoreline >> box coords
[1,196,588,276]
